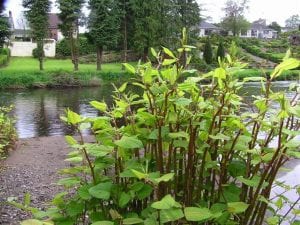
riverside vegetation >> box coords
[10,30,300,225]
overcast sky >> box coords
[4,0,300,28]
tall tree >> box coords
[0,10,11,49]
[216,40,225,61]
[57,0,84,71]
[203,37,213,64]
[130,0,161,61]
[221,0,250,36]
[268,21,281,33]
[88,0,120,70]
[23,0,51,70]
[174,0,201,43]
[285,14,300,29]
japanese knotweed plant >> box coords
[18,34,300,225]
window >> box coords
[204,29,212,35]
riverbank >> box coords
[0,136,70,224]
[0,57,299,89]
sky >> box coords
[3,0,300,28]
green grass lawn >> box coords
[1,57,125,73]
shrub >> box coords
[32,47,44,59]
[216,40,225,61]
[15,35,300,225]
[0,106,17,157]
[203,37,213,64]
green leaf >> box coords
[123,218,144,225]
[162,59,177,66]
[90,101,107,112]
[118,82,128,93]
[21,220,46,225]
[88,182,112,200]
[65,136,78,145]
[66,109,81,125]
[150,48,157,58]
[131,169,147,180]
[78,185,91,200]
[136,184,153,200]
[209,133,230,141]
[123,63,136,74]
[57,177,81,187]
[169,132,189,139]
[184,207,213,222]
[119,192,131,208]
[151,194,175,210]
[227,202,249,214]
[153,173,174,184]
[86,144,113,157]
[237,176,266,188]
[162,47,176,59]
[160,208,184,223]
[175,97,192,106]
[91,221,114,225]
[115,136,143,149]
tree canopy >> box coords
[221,0,250,36]
[22,0,51,70]
[285,14,300,29]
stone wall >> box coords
[9,40,56,57]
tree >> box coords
[285,14,300,29]
[203,37,213,64]
[130,0,161,61]
[216,40,225,61]
[23,0,51,70]
[221,0,250,36]
[268,21,281,33]
[0,10,11,49]
[57,0,84,71]
[88,0,120,70]
[174,0,201,43]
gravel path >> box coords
[0,136,71,224]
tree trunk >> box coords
[143,47,148,62]
[39,58,43,70]
[70,28,79,71]
[96,46,103,71]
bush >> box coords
[15,38,300,225]
[203,37,213,64]
[0,106,17,157]
[32,47,44,59]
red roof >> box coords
[48,13,61,29]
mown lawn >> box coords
[1,57,125,73]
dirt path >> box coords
[241,49,277,69]
[0,136,71,224]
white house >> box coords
[239,19,278,39]
[199,21,220,37]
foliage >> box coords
[285,14,300,29]
[0,11,11,49]
[0,106,17,157]
[88,0,120,70]
[32,47,44,59]
[56,37,96,58]
[221,0,250,36]
[268,21,281,33]
[22,0,51,70]
[228,40,241,61]
[16,31,300,225]
[0,47,10,67]
[216,40,225,61]
[203,37,213,64]
[57,0,84,71]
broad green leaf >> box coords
[151,194,175,210]
[153,173,174,184]
[169,132,189,139]
[209,133,230,141]
[57,177,81,187]
[119,192,131,208]
[86,144,113,157]
[162,47,176,59]
[162,59,177,66]
[136,184,153,200]
[237,176,267,188]
[151,48,157,58]
[266,216,279,225]
[175,97,192,106]
[118,82,128,93]
[65,136,78,145]
[21,220,46,225]
[123,218,144,225]
[227,202,249,214]
[123,63,136,74]
[214,68,226,79]
[91,221,114,225]
[66,109,81,125]
[88,182,112,200]
[115,136,143,149]
[184,207,213,222]
[78,185,91,200]
[161,208,184,223]
[131,169,147,180]
[90,101,107,112]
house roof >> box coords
[200,21,219,30]
[251,19,277,32]
[48,13,61,29]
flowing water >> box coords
[0,81,299,222]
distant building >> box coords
[199,21,220,37]
[239,19,278,39]
[48,13,63,41]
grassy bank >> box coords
[0,57,134,89]
[233,69,300,80]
